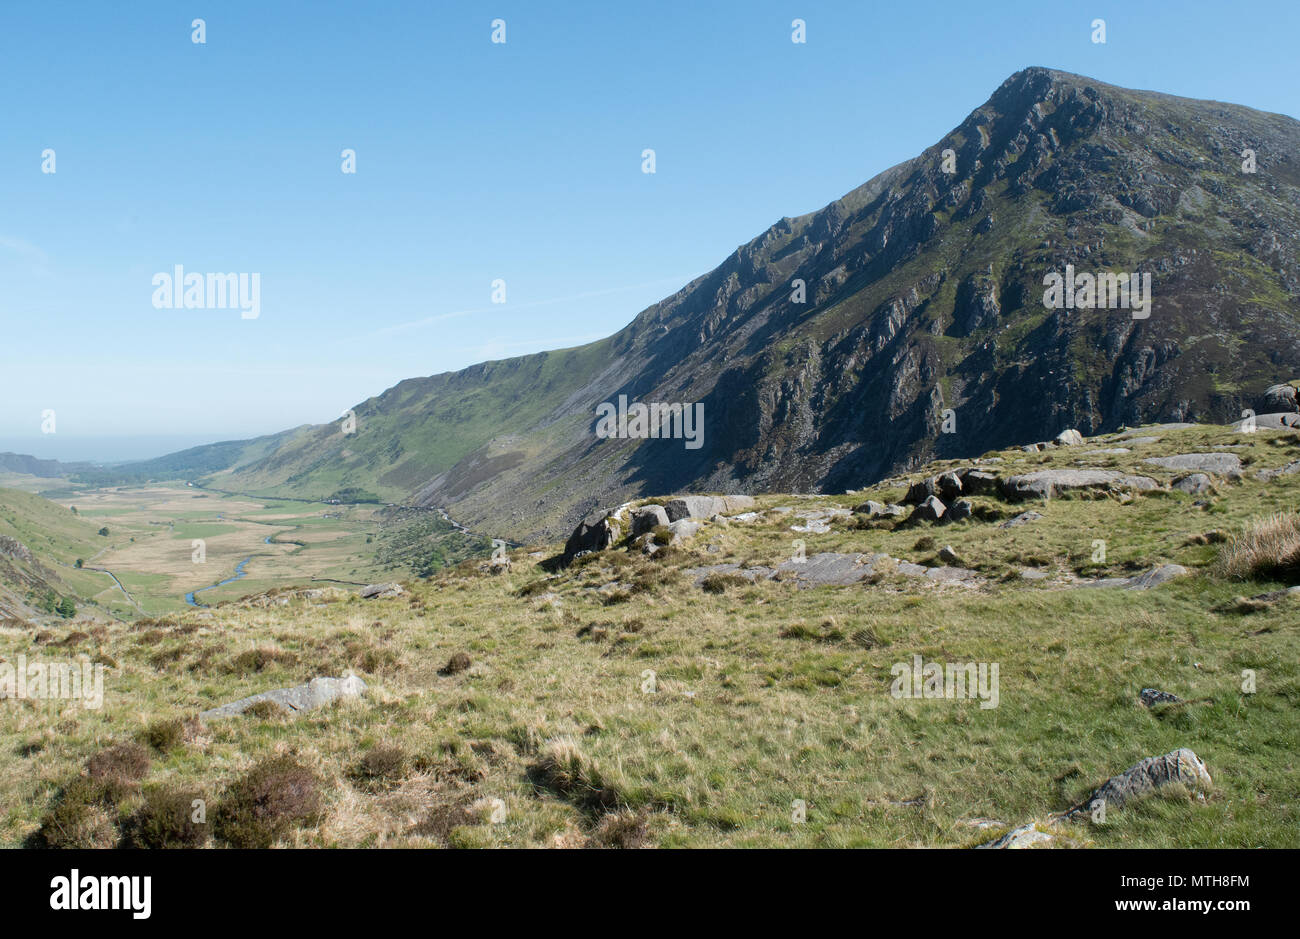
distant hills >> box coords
[0,452,92,479]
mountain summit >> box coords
[170,68,1300,541]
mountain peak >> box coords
[185,71,1300,541]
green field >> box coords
[1,486,422,617]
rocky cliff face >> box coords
[215,68,1300,542]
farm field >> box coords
[46,488,391,615]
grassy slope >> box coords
[217,338,618,504]
[0,488,105,563]
[0,488,121,613]
[2,421,1297,847]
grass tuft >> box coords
[1216,513,1300,582]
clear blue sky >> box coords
[2,0,1297,460]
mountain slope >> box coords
[207,67,1300,541]
[0,488,110,621]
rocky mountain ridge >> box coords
[102,68,1300,545]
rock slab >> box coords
[201,674,368,721]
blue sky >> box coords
[2,0,1297,461]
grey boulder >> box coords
[715,495,756,514]
[663,496,719,522]
[854,500,905,518]
[1256,460,1300,482]
[1075,748,1211,814]
[946,500,974,522]
[667,519,701,542]
[664,494,753,521]
[630,504,670,535]
[956,468,1000,496]
[1138,688,1182,708]
[1234,412,1300,431]
[1080,563,1188,590]
[1143,453,1242,476]
[909,495,946,523]
[564,510,622,561]
[936,472,964,502]
[775,552,886,587]
[201,674,368,721]
[1263,383,1298,412]
[1172,473,1213,494]
[1000,469,1126,501]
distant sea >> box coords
[0,435,244,465]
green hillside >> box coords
[0,488,113,619]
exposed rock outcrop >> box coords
[200,675,367,721]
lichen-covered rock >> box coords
[1000,469,1125,501]
[1139,688,1182,707]
[1262,383,1298,412]
[1076,748,1211,813]
[775,552,886,587]
[663,496,720,522]
[1256,460,1300,482]
[1125,564,1188,590]
[1080,563,1187,590]
[904,477,939,505]
[976,822,1055,849]
[663,494,753,521]
[1143,453,1242,476]
[936,472,964,502]
[200,675,367,721]
[1173,473,1213,494]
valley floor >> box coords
[50,487,391,616]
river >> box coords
[184,536,270,606]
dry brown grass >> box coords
[1216,512,1300,582]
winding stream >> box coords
[184,536,270,607]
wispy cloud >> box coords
[0,235,51,276]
